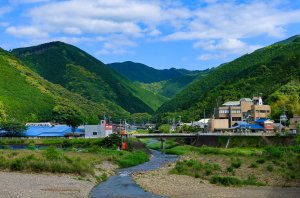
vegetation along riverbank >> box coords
[0,135,149,197]
[133,137,300,197]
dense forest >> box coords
[12,42,167,113]
[156,35,300,122]
[0,48,129,124]
[1,35,300,125]
[109,61,212,98]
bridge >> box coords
[131,132,280,153]
[132,132,277,138]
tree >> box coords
[159,124,170,133]
[0,101,7,122]
[0,119,27,137]
[52,104,84,133]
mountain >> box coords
[156,35,300,121]
[108,61,200,83]
[137,68,212,98]
[108,61,209,98]
[0,48,129,123]
[12,42,167,113]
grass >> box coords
[165,145,262,156]
[0,139,149,177]
[168,144,300,187]
[147,139,179,151]
[211,175,265,186]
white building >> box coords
[85,120,113,138]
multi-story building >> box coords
[216,96,271,127]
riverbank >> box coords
[133,163,300,198]
[0,171,95,198]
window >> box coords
[231,109,241,114]
[219,109,229,114]
[93,132,97,135]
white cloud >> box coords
[194,38,262,54]
[5,26,48,38]
[0,6,12,16]
[197,53,226,61]
[96,35,137,55]
[3,0,300,62]
[165,1,300,41]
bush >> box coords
[231,158,242,168]
[43,146,62,160]
[263,146,284,158]
[267,164,274,172]
[249,162,258,168]
[256,158,265,164]
[211,175,265,186]
[211,176,242,186]
[10,159,24,171]
[117,151,148,168]
[99,133,121,149]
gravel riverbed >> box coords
[0,171,95,198]
[133,163,300,198]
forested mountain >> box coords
[0,48,129,123]
[156,35,300,122]
[108,61,198,83]
[109,61,211,98]
[12,42,167,113]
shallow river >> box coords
[89,140,178,198]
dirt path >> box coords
[133,164,300,198]
[0,171,95,198]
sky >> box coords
[0,0,300,70]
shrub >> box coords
[263,146,284,158]
[231,158,242,168]
[227,166,234,172]
[117,151,148,168]
[10,159,24,171]
[267,164,274,172]
[256,158,265,164]
[99,133,121,149]
[211,175,242,186]
[43,146,62,160]
[249,162,258,168]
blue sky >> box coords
[1,0,300,70]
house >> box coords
[216,96,271,127]
[84,119,113,138]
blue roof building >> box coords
[24,125,81,137]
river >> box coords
[89,140,178,198]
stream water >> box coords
[89,140,178,198]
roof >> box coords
[240,98,252,102]
[233,123,264,130]
[24,125,80,137]
[223,101,240,106]
[255,118,269,123]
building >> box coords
[24,124,82,137]
[84,119,113,138]
[289,115,300,131]
[216,96,271,127]
[209,119,229,131]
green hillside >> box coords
[109,61,211,98]
[0,48,129,123]
[108,61,200,83]
[156,35,300,121]
[12,42,166,113]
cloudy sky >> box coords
[1,0,300,70]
